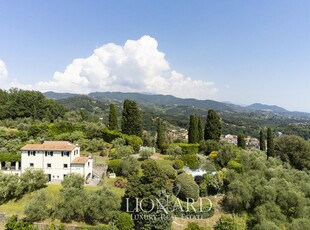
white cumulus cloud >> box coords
[0,59,8,82]
[14,36,218,99]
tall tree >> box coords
[198,115,204,142]
[156,118,165,150]
[108,103,118,130]
[204,110,222,141]
[122,159,171,230]
[259,129,266,152]
[188,114,198,143]
[267,128,275,159]
[121,99,142,137]
[237,134,246,149]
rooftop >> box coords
[21,141,77,151]
[71,157,89,164]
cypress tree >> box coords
[259,129,266,151]
[204,110,221,141]
[237,134,246,149]
[121,99,142,137]
[108,103,118,130]
[267,128,275,159]
[197,116,204,142]
[188,114,198,143]
[156,118,165,150]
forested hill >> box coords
[44,91,310,118]
[43,91,310,139]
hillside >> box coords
[44,91,310,118]
[44,91,310,139]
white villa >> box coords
[20,141,93,183]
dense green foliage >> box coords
[174,173,199,201]
[267,128,275,158]
[121,99,143,137]
[184,222,206,230]
[108,103,118,130]
[5,215,33,230]
[199,140,220,155]
[0,89,66,120]
[123,159,172,230]
[156,118,165,150]
[188,114,198,144]
[174,143,200,155]
[275,135,310,170]
[204,110,221,141]
[259,129,266,151]
[0,169,47,204]
[197,116,204,143]
[237,134,246,149]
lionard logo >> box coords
[126,182,213,222]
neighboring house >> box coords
[20,141,93,183]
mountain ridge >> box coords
[43,91,310,117]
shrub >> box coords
[227,160,243,173]
[215,215,246,230]
[61,173,84,189]
[200,140,220,155]
[173,159,184,170]
[139,149,153,160]
[174,173,199,201]
[113,212,134,230]
[161,165,177,179]
[166,145,183,157]
[209,151,218,159]
[182,155,200,170]
[114,178,128,188]
[185,222,206,230]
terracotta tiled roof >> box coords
[71,157,89,164]
[21,141,77,151]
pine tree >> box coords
[108,103,118,130]
[121,99,142,137]
[188,114,198,143]
[156,118,165,150]
[197,116,204,142]
[267,128,275,159]
[237,134,246,149]
[204,110,221,141]
[259,129,266,151]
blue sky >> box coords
[0,0,309,112]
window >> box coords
[88,162,90,167]
[63,164,68,169]
[30,163,34,167]
[45,151,53,157]
[74,150,78,155]
[47,163,51,168]
[61,151,70,157]
[28,151,36,156]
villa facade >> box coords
[20,141,93,183]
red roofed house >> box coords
[21,141,93,183]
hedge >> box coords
[173,143,200,155]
